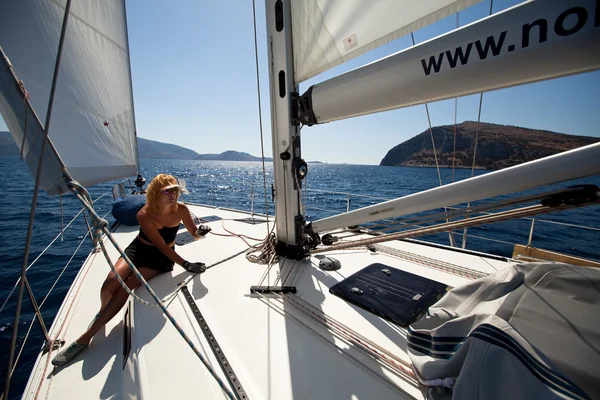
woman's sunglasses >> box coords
[161,187,179,195]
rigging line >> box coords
[353,187,554,235]
[463,0,494,249]
[165,226,275,305]
[10,227,93,376]
[59,190,64,241]
[68,183,160,308]
[372,244,487,280]
[252,0,271,235]
[279,294,416,377]
[452,11,459,184]
[99,227,237,400]
[411,33,456,248]
[307,188,391,202]
[162,245,258,306]
[255,252,278,288]
[356,187,600,235]
[303,172,308,218]
[311,201,598,254]
[452,100,457,184]
[39,230,105,400]
[273,293,418,388]
[72,182,237,396]
[532,219,600,231]
[279,259,299,287]
[0,209,83,314]
[0,192,109,315]
[254,293,415,395]
[4,1,73,395]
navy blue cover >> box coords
[112,195,146,226]
[329,263,448,326]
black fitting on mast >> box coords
[276,215,310,259]
[297,85,318,126]
[304,222,321,249]
[290,92,300,126]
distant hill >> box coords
[380,121,599,170]
[137,137,202,159]
[0,132,272,161]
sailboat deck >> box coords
[24,204,511,400]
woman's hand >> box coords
[182,261,206,274]
[193,225,211,240]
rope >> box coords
[246,232,278,264]
[252,0,271,235]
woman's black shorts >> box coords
[123,238,175,272]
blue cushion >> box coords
[112,195,146,226]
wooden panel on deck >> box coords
[513,244,600,268]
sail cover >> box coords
[0,0,138,196]
[291,0,481,84]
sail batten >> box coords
[291,0,481,84]
[0,0,138,195]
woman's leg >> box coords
[99,257,136,310]
[76,267,160,345]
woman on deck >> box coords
[52,174,208,366]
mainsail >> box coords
[0,0,138,195]
[291,0,481,83]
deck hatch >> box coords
[197,215,222,222]
[329,263,448,326]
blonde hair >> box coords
[146,174,179,214]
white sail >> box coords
[291,0,481,84]
[0,0,138,195]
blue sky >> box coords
[1,0,599,165]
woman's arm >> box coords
[137,209,185,266]
[179,203,204,240]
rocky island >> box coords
[380,121,598,170]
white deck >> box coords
[22,204,511,400]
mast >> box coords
[265,0,307,258]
